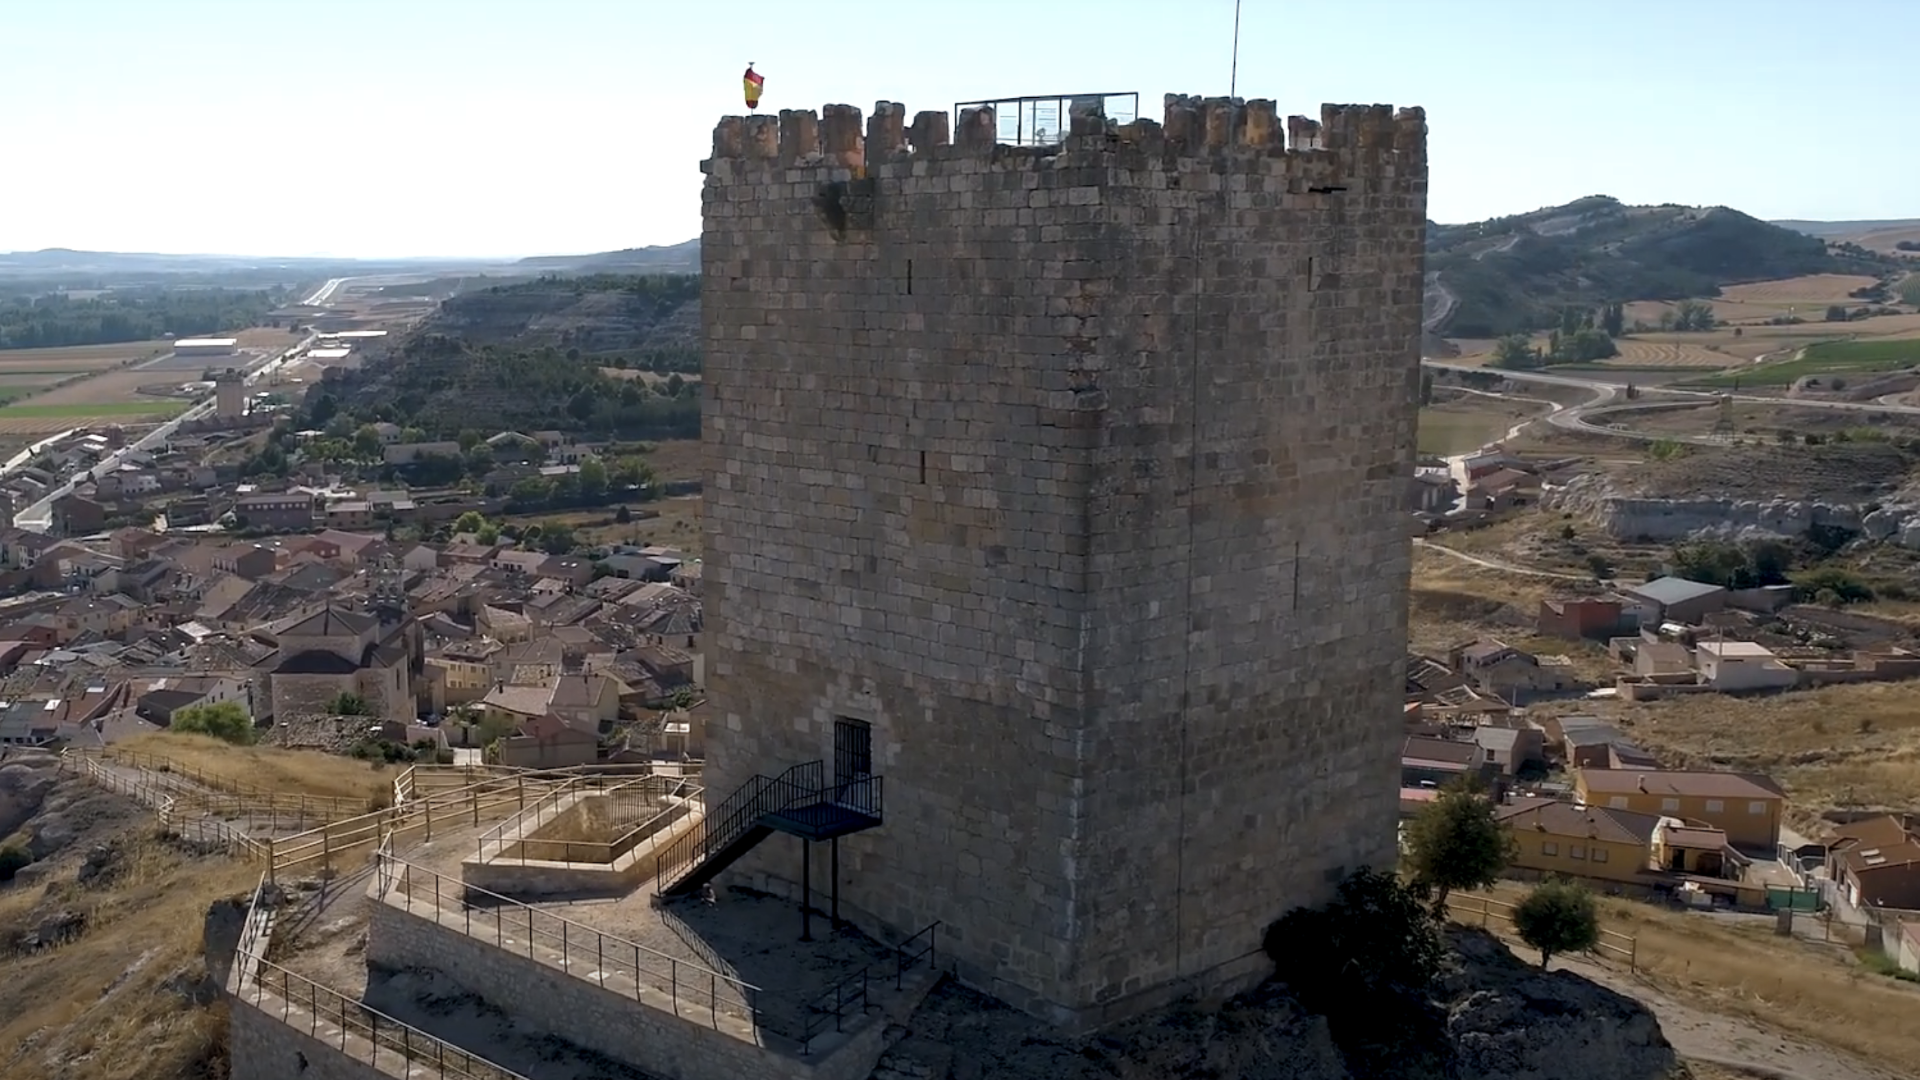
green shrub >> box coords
[169,701,255,745]
[1264,868,1445,1007]
[0,843,32,883]
[1513,879,1599,968]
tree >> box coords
[1419,370,1434,406]
[1672,299,1716,332]
[1825,304,1850,323]
[615,505,633,524]
[1492,334,1541,370]
[578,455,609,500]
[1403,775,1515,915]
[329,692,370,717]
[1513,879,1600,968]
[538,521,577,554]
[610,456,655,492]
[170,700,256,745]
[1600,302,1625,338]
[453,510,487,535]
[352,424,383,460]
[1264,868,1445,1009]
[475,523,501,545]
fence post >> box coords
[266,837,277,884]
[424,793,434,842]
[1480,899,1489,928]
[1629,935,1637,973]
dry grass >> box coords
[115,731,391,804]
[1599,897,1920,1069]
[636,437,705,483]
[1602,681,1920,814]
[1844,225,1920,255]
[0,834,261,1080]
[1467,881,1920,1074]
[1719,274,1883,306]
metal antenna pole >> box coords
[1229,0,1243,98]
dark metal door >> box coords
[834,719,873,811]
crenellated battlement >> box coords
[703,93,1424,183]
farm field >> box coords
[1607,339,1735,368]
[1626,274,1884,328]
[0,340,172,371]
[1417,398,1541,456]
[1689,337,1920,388]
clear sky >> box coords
[4,0,1912,259]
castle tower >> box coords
[215,369,246,419]
[697,94,1427,1029]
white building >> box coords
[1695,640,1799,692]
[174,337,237,358]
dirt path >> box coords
[1413,537,1590,581]
[1547,953,1908,1080]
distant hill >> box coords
[300,274,702,443]
[513,240,699,274]
[1425,196,1891,338]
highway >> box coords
[303,277,350,305]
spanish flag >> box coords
[743,64,765,111]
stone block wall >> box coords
[369,899,886,1080]
[230,1003,392,1080]
[700,94,1426,1027]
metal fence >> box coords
[952,92,1140,147]
[474,775,698,866]
[236,955,528,1080]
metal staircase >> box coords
[656,760,883,900]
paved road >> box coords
[303,277,350,305]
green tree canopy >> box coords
[1403,776,1516,914]
[1513,879,1600,968]
[170,700,255,745]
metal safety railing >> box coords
[374,850,765,1031]
[476,776,701,866]
[952,91,1140,146]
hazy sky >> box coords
[4,0,1911,259]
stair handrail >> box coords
[656,760,824,894]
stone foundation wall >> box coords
[230,1002,393,1080]
[366,895,885,1080]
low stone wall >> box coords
[230,1002,394,1080]
[462,800,700,898]
[367,897,896,1080]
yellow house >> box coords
[423,656,493,712]
[1496,798,1660,886]
[1575,768,1785,850]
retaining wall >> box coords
[230,1003,395,1080]
[367,897,897,1080]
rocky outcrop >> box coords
[869,928,1675,1080]
[1444,929,1672,1080]
[1545,473,1886,543]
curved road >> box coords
[1423,359,1920,447]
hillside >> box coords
[300,274,701,441]
[513,240,700,274]
[1426,196,1890,337]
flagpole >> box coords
[1229,0,1242,98]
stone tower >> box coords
[698,94,1427,1029]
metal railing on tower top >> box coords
[951,92,1140,147]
